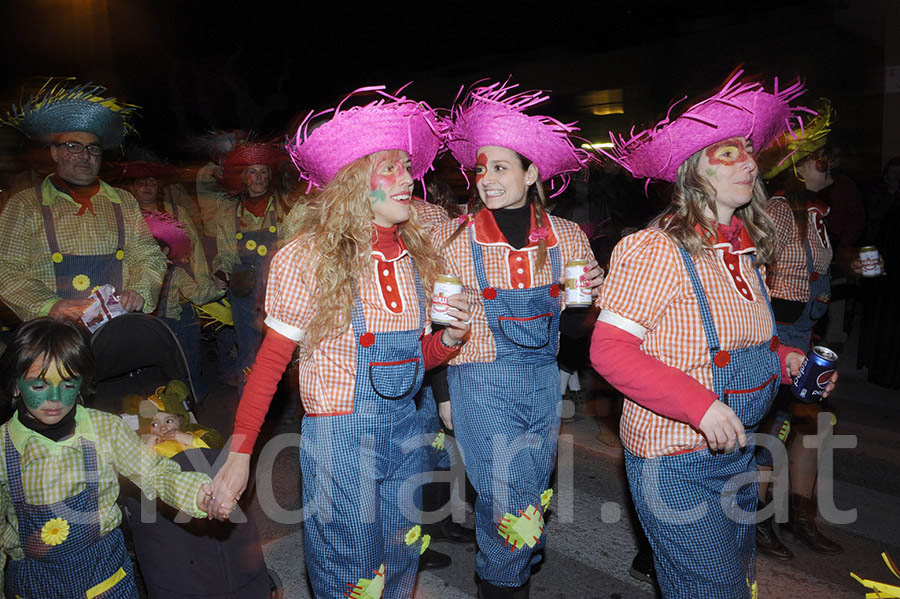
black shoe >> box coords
[756,516,794,561]
[628,550,657,586]
[425,518,477,544]
[418,547,451,571]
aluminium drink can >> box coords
[859,245,883,277]
[565,259,593,307]
[431,274,462,325]
[791,345,838,403]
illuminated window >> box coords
[577,89,624,116]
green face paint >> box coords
[16,362,82,410]
[368,187,386,205]
[705,168,717,177]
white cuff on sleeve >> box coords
[597,310,648,340]
[264,316,305,342]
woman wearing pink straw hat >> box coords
[208,86,472,598]
[433,81,603,598]
[589,70,838,598]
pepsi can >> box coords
[791,346,838,403]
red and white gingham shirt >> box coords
[766,197,833,302]
[264,236,427,415]
[412,198,450,234]
[430,207,594,365]
[599,228,776,458]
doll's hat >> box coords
[446,80,590,197]
[288,85,444,190]
[144,211,191,261]
[604,69,809,183]
[2,78,137,149]
[220,140,288,194]
[759,98,833,180]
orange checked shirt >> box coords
[264,235,428,415]
[599,228,776,458]
[412,198,450,234]
[430,207,594,365]
[766,197,833,302]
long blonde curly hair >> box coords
[650,148,776,263]
[292,151,442,353]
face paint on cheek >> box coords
[16,364,82,410]
[705,168,717,178]
[369,159,405,204]
[368,187,386,204]
[475,153,488,184]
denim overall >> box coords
[227,203,277,382]
[37,183,125,300]
[152,202,207,399]
[4,433,138,598]
[776,238,831,351]
[448,228,563,587]
[300,267,429,599]
[625,248,780,599]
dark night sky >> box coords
[1,0,887,170]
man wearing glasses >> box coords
[0,80,166,323]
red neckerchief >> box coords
[694,216,756,254]
[242,194,269,218]
[51,175,100,216]
[372,223,407,261]
[471,204,559,248]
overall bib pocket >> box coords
[497,312,552,349]
[368,357,421,400]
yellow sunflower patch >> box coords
[432,430,445,451]
[540,488,554,510]
[72,274,91,291]
[404,525,421,546]
[41,517,69,546]
[420,534,431,555]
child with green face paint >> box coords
[0,317,220,598]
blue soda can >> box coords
[791,346,838,402]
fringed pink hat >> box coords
[144,211,191,261]
[288,85,444,190]
[605,69,810,183]
[446,80,591,197]
[220,141,288,194]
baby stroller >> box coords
[89,313,283,599]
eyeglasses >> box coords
[54,141,103,156]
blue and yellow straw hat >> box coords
[2,78,137,149]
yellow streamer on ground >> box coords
[851,553,900,598]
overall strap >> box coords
[548,243,562,282]
[410,260,425,331]
[350,280,366,341]
[4,431,26,504]
[37,184,62,255]
[677,247,722,355]
[111,197,126,251]
[751,256,778,334]
[468,226,490,292]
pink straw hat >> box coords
[144,211,191,261]
[446,80,591,197]
[288,85,444,190]
[605,69,810,183]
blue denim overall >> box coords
[4,433,138,599]
[300,268,429,599]
[776,238,831,351]
[37,183,125,300]
[227,203,277,383]
[448,228,563,588]
[625,248,780,599]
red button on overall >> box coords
[810,272,819,281]
[769,336,780,352]
[483,287,497,300]
[549,284,561,298]
[360,332,375,347]
[713,350,731,368]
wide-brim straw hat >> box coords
[446,80,590,197]
[1,78,136,149]
[220,141,288,194]
[759,98,833,180]
[604,69,810,183]
[288,85,444,190]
